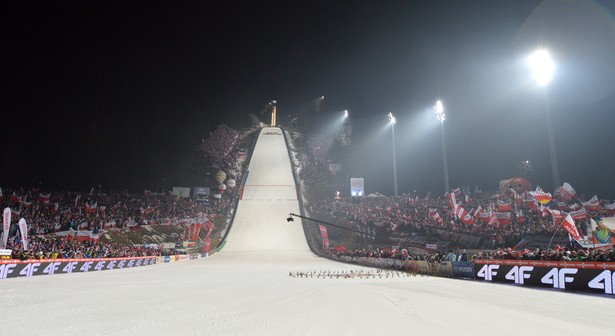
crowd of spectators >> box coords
[309,192,615,252]
[6,235,160,260]
[200,124,239,170]
[292,130,615,261]
[0,187,219,237]
[332,245,615,263]
[1,124,249,260]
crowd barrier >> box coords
[337,255,475,279]
[0,256,158,279]
[1,252,210,280]
[156,253,207,264]
[473,259,615,295]
[334,255,614,295]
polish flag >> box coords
[497,198,513,212]
[456,206,468,220]
[429,208,438,218]
[473,205,484,218]
[561,214,581,242]
[495,212,511,225]
[84,202,97,214]
[39,192,51,204]
[461,212,475,225]
[583,195,600,212]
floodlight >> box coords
[387,112,396,124]
[528,49,555,86]
[434,100,445,122]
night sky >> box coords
[3,0,615,198]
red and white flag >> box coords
[39,192,51,204]
[582,195,600,212]
[569,208,588,221]
[568,203,581,211]
[429,208,438,218]
[495,212,511,225]
[84,202,97,214]
[556,182,577,200]
[473,205,484,218]
[487,212,498,226]
[448,192,458,211]
[561,214,581,242]
[548,209,565,224]
[456,206,468,220]
[497,198,513,212]
[461,212,475,225]
[605,203,615,216]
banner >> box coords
[2,208,10,249]
[172,187,191,198]
[434,261,453,277]
[0,256,158,279]
[589,217,615,247]
[452,261,475,279]
[350,178,364,197]
[18,218,28,251]
[474,259,615,295]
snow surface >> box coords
[1,127,613,336]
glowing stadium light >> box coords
[343,110,349,119]
[387,112,396,125]
[434,100,445,122]
[528,49,555,86]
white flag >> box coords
[2,208,11,249]
[18,218,28,251]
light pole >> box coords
[529,49,559,189]
[434,100,449,193]
[520,160,533,178]
[388,112,398,197]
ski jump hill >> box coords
[222,126,310,253]
[1,126,612,336]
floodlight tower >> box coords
[268,100,277,126]
[434,100,449,194]
[388,112,398,197]
[529,49,559,189]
